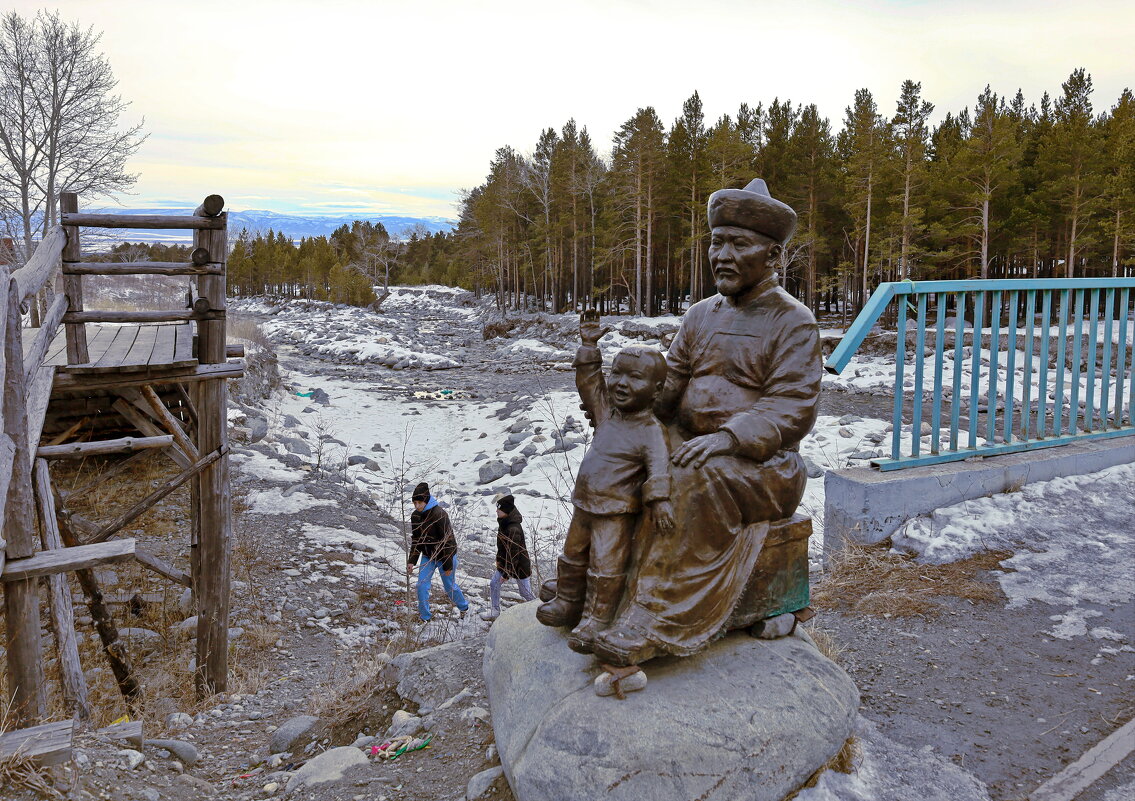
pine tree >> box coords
[1102,89,1135,276]
[611,107,666,314]
[839,88,890,309]
[670,92,709,305]
[785,104,837,309]
[955,87,1023,279]
[1040,69,1102,277]
[891,80,934,279]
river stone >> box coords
[467,765,505,799]
[269,715,320,753]
[285,746,367,795]
[144,739,198,767]
[478,460,509,485]
[484,603,858,801]
[386,638,483,712]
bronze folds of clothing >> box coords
[598,277,821,661]
[609,441,805,657]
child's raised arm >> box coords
[574,311,612,427]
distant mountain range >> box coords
[83,207,455,245]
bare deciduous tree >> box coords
[0,10,145,266]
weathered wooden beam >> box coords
[44,417,88,448]
[71,590,163,607]
[173,383,199,428]
[62,262,224,276]
[110,398,191,469]
[52,361,244,392]
[60,193,89,364]
[37,435,174,460]
[194,195,224,217]
[0,434,14,575]
[4,275,46,722]
[134,548,192,588]
[225,344,245,358]
[0,720,75,767]
[10,226,66,306]
[1,538,136,582]
[140,385,199,461]
[86,446,227,544]
[194,208,230,697]
[62,212,224,230]
[25,365,55,453]
[96,719,143,747]
[23,293,69,384]
[33,459,91,720]
[63,309,224,324]
[55,505,140,705]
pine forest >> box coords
[226,70,1135,317]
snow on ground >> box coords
[891,462,1135,643]
[232,293,470,369]
[244,486,335,515]
[795,717,991,801]
[254,371,587,564]
[825,343,1133,428]
[230,447,307,483]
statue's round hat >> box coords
[707,178,797,244]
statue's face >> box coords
[609,353,660,412]
[709,226,781,297]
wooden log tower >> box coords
[1,193,243,749]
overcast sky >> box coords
[9,0,1134,219]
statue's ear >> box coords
[767,243,783,266]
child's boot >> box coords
[535,557,587,627]
[567,573,624,654]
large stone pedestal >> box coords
[484,602,859,801]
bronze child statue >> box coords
[536,310,674,653]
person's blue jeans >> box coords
[416,557,469,621]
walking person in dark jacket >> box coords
[481,494,536,621]
[406,482,469,622]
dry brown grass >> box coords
[787,735,861,798]
[801,623,845,664]
[2,450,284,731]
[307,649,395,734]
[812,540,1010,617]
[0,697,66,801]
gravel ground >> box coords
[6,294,1130,801]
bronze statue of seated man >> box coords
[539,179,822,669]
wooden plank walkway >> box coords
[22,323,197,373]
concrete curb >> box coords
[1029,717,1135,801]
[823,436,1135,557]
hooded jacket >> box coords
[496,507,532,580]
[408,496,458,571]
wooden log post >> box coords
[33,459,90,720]
[1,261,9,577]
[3,276,46,723]
[55,506,140,707]
[60,193,89,365]
[192,195,231,696]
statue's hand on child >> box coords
[651,499,675,532]
[580,310,612,346]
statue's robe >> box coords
[615,273,821,656]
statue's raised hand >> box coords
[579,310,612,346]
[672,431,735,469]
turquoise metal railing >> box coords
[825,278,1135,471]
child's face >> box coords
[609,353,660,411]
